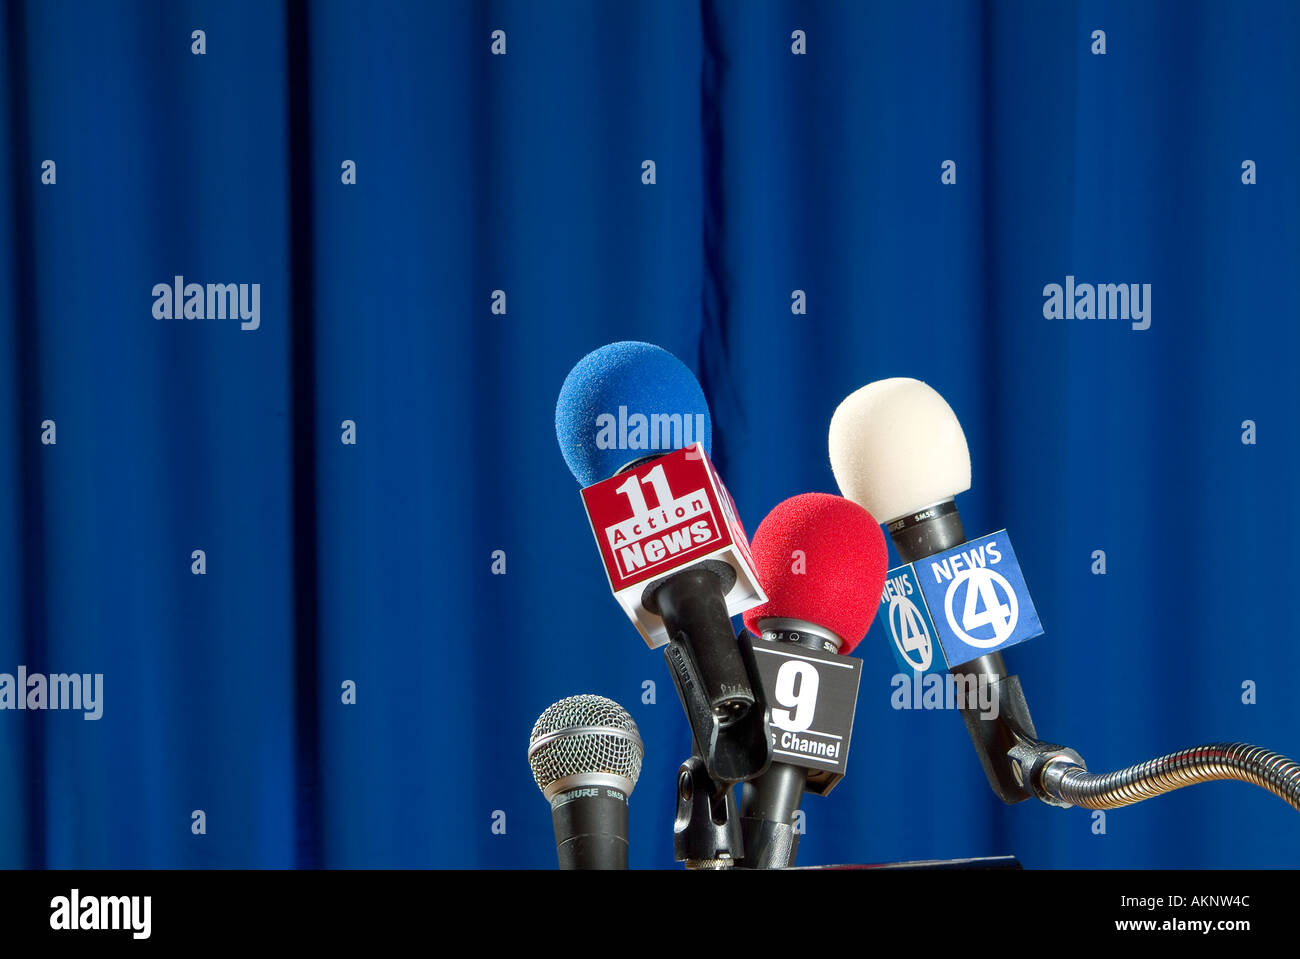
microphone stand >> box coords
[892,500,1300,814]
[673,753,743,869]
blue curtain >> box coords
[2,0,1297,868]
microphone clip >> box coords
[1006,731,1087,809]
[663,626,773,785]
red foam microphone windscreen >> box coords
[742,492,888,654]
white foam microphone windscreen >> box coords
[828,378,972,524]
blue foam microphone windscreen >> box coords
[555,341,713,487]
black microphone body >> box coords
[528,694,643,870]
[608,454,771,786]
[550,784,631,870]
[888,501,1036,804]
[649,563,753,719]
[737,627,836,868]
[739,766,806,868]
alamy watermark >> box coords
[152,275,260,330]
[890,670,999,720]
[1043,275,1151,331]
[50,890,150,939]
[0,666,103,720]
[594,407,706,453]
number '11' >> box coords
[615,464,673,515]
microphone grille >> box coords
[528,695,644,796]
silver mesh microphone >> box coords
[528,694,644,798]
[528,695,644,869]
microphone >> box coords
[738,493,888,867]
[829,377,1043,803]
[556,342,770,784]
[829,381,1300,821]
[556,340,713,490]
[528,694,644,870]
